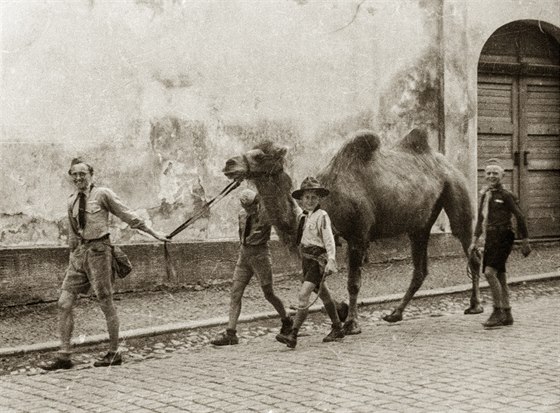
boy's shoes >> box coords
[276,328,298,349]
[482,308,506,328]
[93,351,122,367]
[40,357,74,371]
[279,317,293,335]
[211,329,239,346]
[336,301,349,323]
[323,324,345,342]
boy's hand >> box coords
[325,259,337,276]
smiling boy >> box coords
[275,176,345,348]
[470,159,531,328]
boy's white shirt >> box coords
[295,205,337,261]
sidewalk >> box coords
[1,243,558,352]
[1,285,559,412]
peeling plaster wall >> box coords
[1,0,443,246]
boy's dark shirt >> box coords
[474,185,529,239]
[238,206,271,246]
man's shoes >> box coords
[211,329,239,346]
[323,324,345,342]
[336,301,349,323]
[482,307,506,328]
[41,357,74,371]
[93,351,122,367]
[279,317,293,336]
[503,308,514,326]
[276,328,298,349]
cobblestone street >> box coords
[1,280,559,412]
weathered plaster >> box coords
[0,0,458,246]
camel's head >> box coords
[223,141,287,181]
[224,141,299,250]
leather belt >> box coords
[79,234,110,245]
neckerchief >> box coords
[479,183,501,248]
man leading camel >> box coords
[42,158,169,370]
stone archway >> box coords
[477,20,560,238]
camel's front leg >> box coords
[343,245,364,335]
[464,242,484,315]
[383,232,429,323]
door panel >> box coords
[477,22,560,239]
[477,75,517,194]
[523,77,560,237]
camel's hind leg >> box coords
[460,233,483,315]
[343,244,365,335]
[443,181,483,314]
[383,231,430,323]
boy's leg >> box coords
[319,285,344,342]
[497,272,513,325]
[485,266,503,308]
[496,272,510,309]
[318,284,341,328]
[483,266,506,328]
[276,281,315,348]
[294,281,316,328]
[261,283,293,334]
[211,260,250,346]
[255,251,289,320]
[228,280,248,330]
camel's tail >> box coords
[441,176,475,250]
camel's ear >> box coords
[276,146,288,159]
[248,148,267,162]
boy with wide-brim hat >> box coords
[276,176,346,348]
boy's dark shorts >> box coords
[483,228,515,273]
[302,256,324,286]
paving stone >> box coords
[1,284,559,412]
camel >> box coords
[223,128,482,334]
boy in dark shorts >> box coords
[470,159,531,328]
[276,177,345,348]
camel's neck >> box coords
[252,172,298,246]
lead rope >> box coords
[163,180,242,281]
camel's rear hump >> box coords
[396,128,431,154]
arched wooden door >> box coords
[478,21,560,238]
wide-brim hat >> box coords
[291,176,330,200]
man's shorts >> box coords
[61,239,114,299]
[232,245,273,287]
[483,228,515,273]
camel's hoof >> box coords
[382,311,403,323]
[343,320,362,335]
[464,305,484,315]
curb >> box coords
[1,271,559,357]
